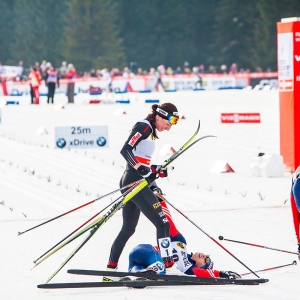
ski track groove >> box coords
[0,138,119,190]
[0,170,72,212]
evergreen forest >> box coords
[0,0,299,72]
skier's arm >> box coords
[191,267,220,278]
[120,122,152,168]
[160,200,180,238]
[160,199,241,279]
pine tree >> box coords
[63,0,124,72]
[117,0,218,71]
[12,0,68,68]
[210,0,300,72]
[0,0,16,65]
[211,0,257,71]
[184,0,219,68]
[250,0,277,71]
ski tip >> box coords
[238,278,269,285]
[293,260,297,265]
[256,278,269,284]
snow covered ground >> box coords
[0,90,299,300]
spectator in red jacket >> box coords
[28,66,41,104]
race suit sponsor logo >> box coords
[153,202,161,209]
[176,242,185,250]
[128,132,142,146]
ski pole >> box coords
[44,217,101,284]
[33,207,108,265]
[44,179,149,283]
[241,260,297,276]
[44,208,107,284]
[33,180,142,267]
[218,236,299,255]
[164,198,260,278]
[18,178,143,236]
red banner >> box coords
[221,113,261,123]
[277,20,300,171]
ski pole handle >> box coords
[166,166,174,170]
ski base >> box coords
[67,268,268,285]
[38,277,268,289]
[37,269,268,289]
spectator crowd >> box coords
[0,59,276,105]
[0,59,274,83]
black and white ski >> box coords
[67,269,268,285]
[38,277,268,289]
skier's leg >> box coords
[291,177,300,259]
[107,200,140,268]
[132,187,174,267]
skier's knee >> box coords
[121,226,136,238]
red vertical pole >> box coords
[293,22,300,171]
[277,20,300,172]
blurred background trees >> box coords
[1,0,300,72]
[64,0,123,71]
[12,0,68,67]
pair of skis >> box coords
[37,269,268,289]
[40,120,216,284]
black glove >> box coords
[137,165,168,183]
[219,271,241,279]
[137,165,158,183]
[150,165,168,178]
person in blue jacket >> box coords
[291,165,300,259]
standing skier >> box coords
[291,165,300,259]
[104,103,179,281]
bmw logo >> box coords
[56,138,66,148]
[97,136,106,146]
[160,239,170,248]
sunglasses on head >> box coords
[156,107,179,125]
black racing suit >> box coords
[107,118,170,266]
